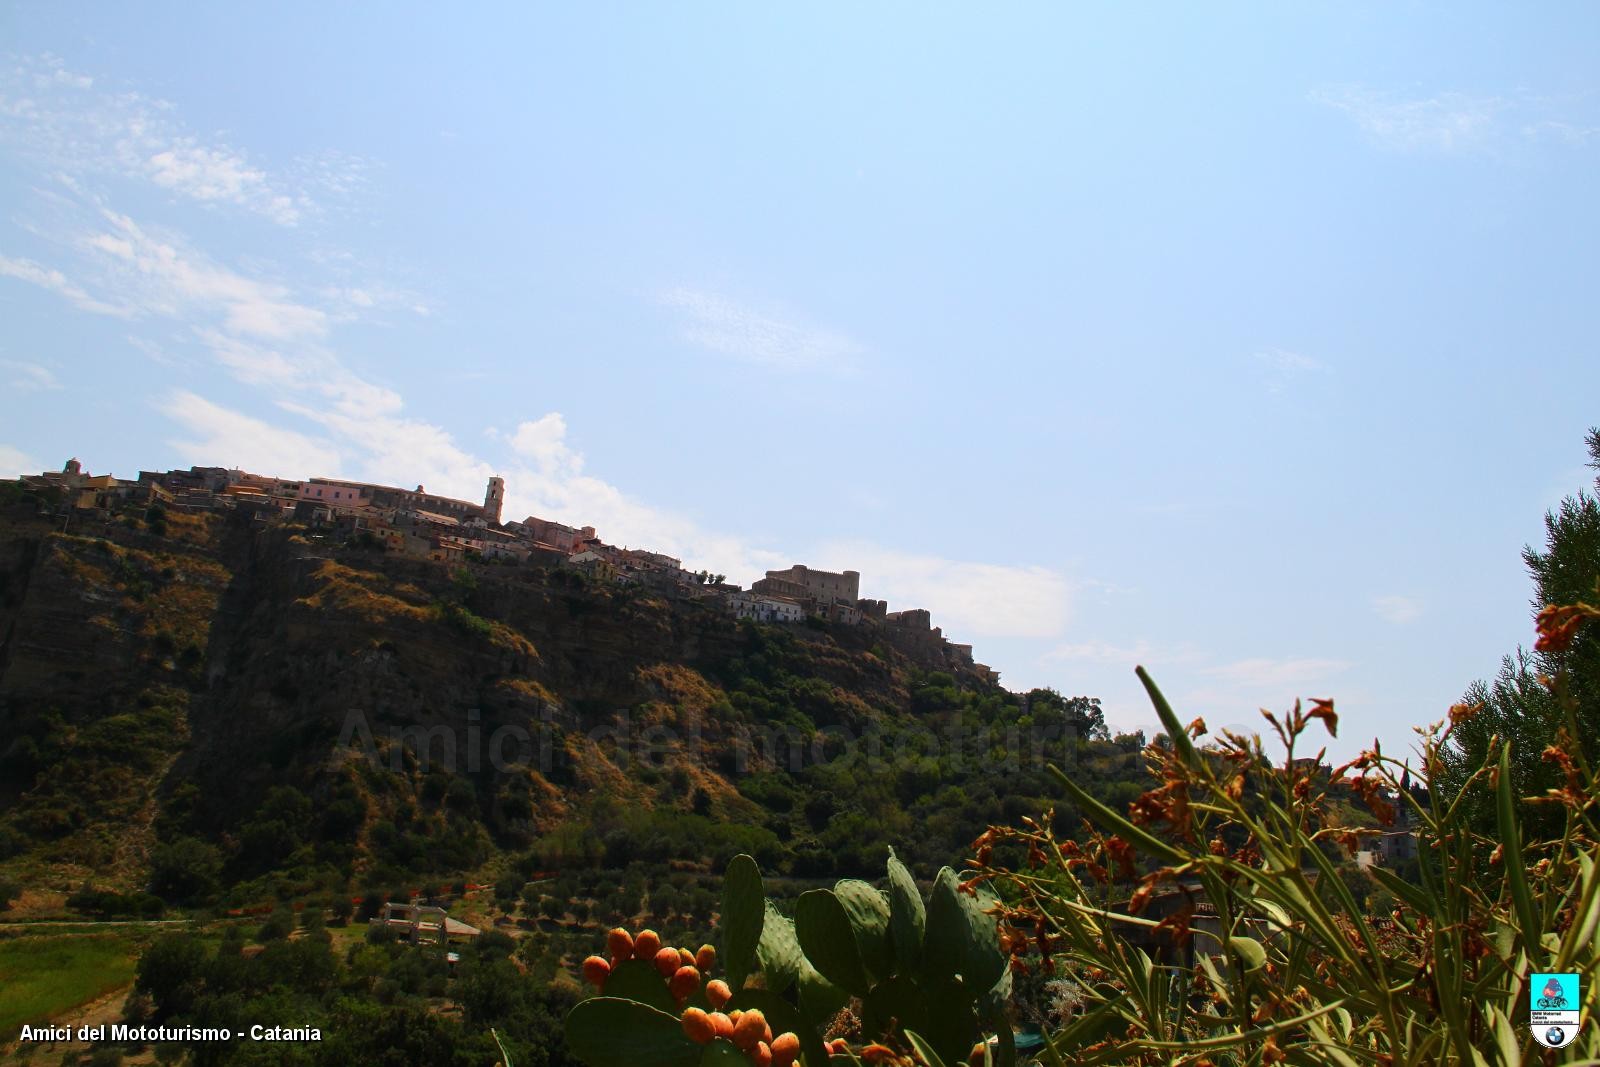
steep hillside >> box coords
[0,499,1139,908]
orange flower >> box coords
[1128,883,1154,915]
[1306,698,1338,737]
[1105,836,1138,881]
[1535,602,1599,653]
[1153,898,1194,946]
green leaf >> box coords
[923,975,980,1067]
[886,847,926,975]
[1303,1021,1360,1067]
[835,879,893,984]
[798,957,849,1030]
[979,963,1012,1018]
[1135,667,1203,773]
[1257,899,1293,933]
[903,1031,950,1067]
[1041,999,1124,1059]
[922,868,1005,995]
[492,1027,514,1067]
[984,1005,1015,1067]
[1228,936,1266,972]
[796,889,873,996]
[604,958,678,1013]
[564,997,703,1067]
[722,854,766,991]
[1495,745,1541,947]
[862,974,930,1043]
[1369,864,1431,914]
[756,899,804,995]
[1558,851,1600,970]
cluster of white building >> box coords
[13,460,998,683]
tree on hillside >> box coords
[1440,427,1600,833]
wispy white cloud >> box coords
[0,443,41,477]
[83,210,328,339]
[1045,639,1156,664]
[1156,655,1352,732]
[2,207,333,342]
[1200,657,1349,691]
[1372,594,1423,625]
[0,54,364,225]
[1311,86,1505,153]
[661,287,863,372]
[815,540,1070,641]
[1045,639,1207,667]
[1255,347,1328,394]
[146,144,301,224]
[0,359,62,391]
[161,390,340,474]
[1313,84,1600,156]
[0,253,131,316]
[1257,348,1324,374]
[506,413,582,477]
[494,412,786,579]
[1521,119,1600,146]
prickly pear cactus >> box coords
[563,850,1013,1067]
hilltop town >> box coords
[11,458,1001,684]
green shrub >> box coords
[149,836,222,904]
[970,657,1600,1065]
[66,884,166,919]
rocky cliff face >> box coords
[0,506,1003,890]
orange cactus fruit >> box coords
[633,929,663,961]
[679,947,698,968]
[732,1009,767,1051]
[606,928,634,961]
[751,1040,774,1067]
[827,1040,849,1055]
[655,947,683,978]
[967,1042,989,1067]
[670,965,702,1002]
[861,1044,898,1064]
[581,955,611,987]
[770,1032,802,1067]
[681,1007,716,1044]
[708,1012,737,1040]
[706,979,733,1009]
[696,944,717,972]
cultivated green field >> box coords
[0,934,140,1035]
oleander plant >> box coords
[965,597,1600,1066]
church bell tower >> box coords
[483,476,505,525]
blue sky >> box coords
[2,4,1597,760]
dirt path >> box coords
[1,982,140,1065]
